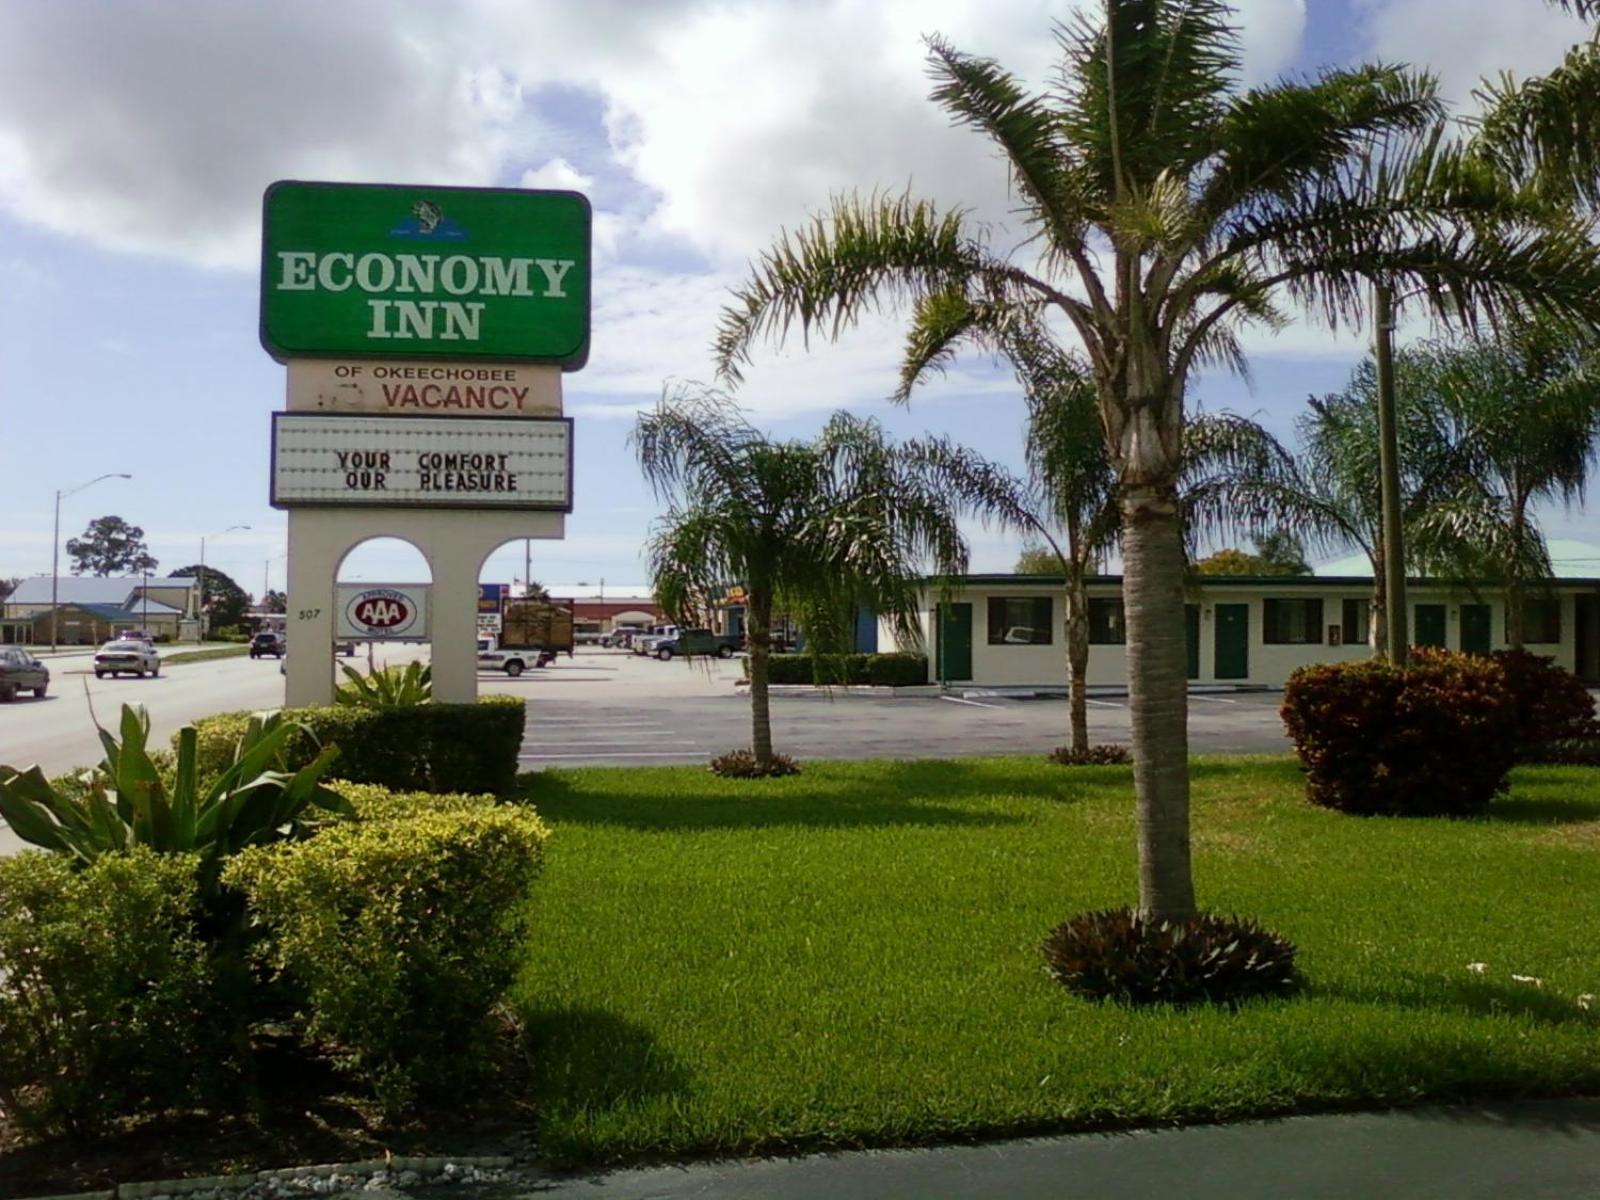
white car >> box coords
[94,639,161,679]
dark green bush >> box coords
[1488,649,1598,757]
[763,652,928,687]
[191,695,525,795]
[0,849,215,1138]
[709,749,801,778]
[1047,744,1132,766]
[1280,649,1518,816]
[225,802,549,1114]
[1042,907,1300,1007]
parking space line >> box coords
[940,695,1003,709]
[1190,695,1240,704]
[1085,698,1122,708]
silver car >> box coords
[94,639,161,679]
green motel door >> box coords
[1414,604,1446,649]
[1186,604,1200,680]
[1213,603,1249,680]
[1460,604,1492,654]
[936,603,973,683]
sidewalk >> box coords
[506,1100,1600,1199]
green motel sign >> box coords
[261,181,590,367]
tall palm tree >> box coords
[633,384,968,770]
[712,0,1600,919]
[1431,327,1600,648]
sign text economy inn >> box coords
[260,181,591,366]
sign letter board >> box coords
[271,413,573,512]
[261,181,590,367]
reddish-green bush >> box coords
[709,749,800,778]
[1047,744,1132,766]
[1489,649,1598,757]
[1281,649,1518,816]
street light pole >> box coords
[49,473,131,655]
[198,524,250,641]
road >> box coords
[0,646,1296,855]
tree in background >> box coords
[167,564,250,631]
[634,384,967,771]
[66,516,158,577]
[0,578,19,604]
[261,590,287,615]
[1193,533,1310,576]
[1430,326,1600,649]
[1014,546,1061,574]
[712,1,1600,920]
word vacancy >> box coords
[273,252,577,342]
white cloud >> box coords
[1356,0,1590,110]
[519,158,595,193]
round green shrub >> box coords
[1280,649,1519,816]
[1042,907,1301,1007]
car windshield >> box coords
[103,642,144,652]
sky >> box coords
[1,0,1596,597]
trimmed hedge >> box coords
[1488,648,1598,757]
[1281,649,1518,816]
[763,652,928,687]
[225,798,550,1113]
[189,695,525,795]
[0,849,215,1138]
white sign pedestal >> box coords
[284,498,563,706]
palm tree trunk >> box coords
[1369,551,1387,659]
[1065,568,1090,753]
[747,588,775,767]
[1507,505,1527,651]
[1121,482,1195,921]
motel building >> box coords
[885,549,1600,690]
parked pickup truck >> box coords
[650,628,740,660]
[478,635,557,677]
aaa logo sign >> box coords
[342,587,424,638]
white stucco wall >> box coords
[885,579,1587,689]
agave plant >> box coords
[336,660,433,708]
[0,703,351,872]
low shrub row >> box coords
[190,695,525,795]
[762,652,928,687]
[0,781,549,1137]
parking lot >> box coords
[484,648,1297,768]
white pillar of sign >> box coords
[281,363,567,707]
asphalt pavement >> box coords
[493,1100,1600,1199]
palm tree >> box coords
[898,299,1274,755]
[632,384,968,770]
[712,0,1600,919]
[1431,327,1600,648]
[1199,352,1510,654]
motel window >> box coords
[1518,598,1562,645]
[1087,597,1127,645]
[987,596,1052,645]
[1264,598,1324,645]
[1341,598,1370,646]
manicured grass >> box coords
[513,756,1600,1166]
[163,645,251,665]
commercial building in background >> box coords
[881,572,1600,689]
[1,576,199,644]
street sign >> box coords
[261,181,590,367]
[271,413,573,511]
[286,359,561,417]
[336,584,430,640]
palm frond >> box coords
[1471,38,1600,210]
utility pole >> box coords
[1373,282,1408,664]
[524,539,532,599]
[49,473,131,654]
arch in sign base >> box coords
[284,507,564,707]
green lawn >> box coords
[513,756,1600,1167]
[163,644,250,665]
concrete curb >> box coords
[735,683,942,698]
[19,1155,529,1200]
